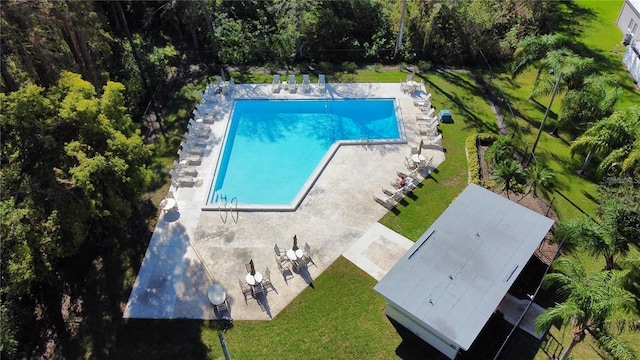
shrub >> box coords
[317,61,333,74]
[417,60,432,73]
[485,135,514,166]
[466,133,481,185]
[477,133,499,145]
[341,61,357,74]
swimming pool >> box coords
[208,99,402,209]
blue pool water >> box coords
[209,99,399,206]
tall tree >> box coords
[535,256,637,360]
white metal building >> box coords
[374,184,554,359]
[617,0,640,44]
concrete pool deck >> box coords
[124,82,446,320]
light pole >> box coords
[526,71,563,166]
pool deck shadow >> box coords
[124,83,444,320]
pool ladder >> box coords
[360,134,370,150]
[216,190,238,224]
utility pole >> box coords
[218,316,233,360]
[526,71,563,166]
[395,0,407,57]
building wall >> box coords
[617,1,640,42]
[623,41,640,84]
[385,304,460,360]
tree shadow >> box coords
[423,69,499,134]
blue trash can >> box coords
[438,110,453,123]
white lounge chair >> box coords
[302,74,311,93]
[193,110,214,123]
[423,107,436,118]
[187,123,209,138]
[177,149,201,165]
[188,120,211,133]
[288,75,297,93]
[170,169,198,187]
[373,192,398,209]
[418,123,438,136]
[421,134,443,148]
[272,75,281,93]
[382,185,401,197]
[180,141,204,155]
[397,168,421,181]
[172,160,198,176]
[318,74,326,92]
[416,113,438,123]
[184,132,206,146]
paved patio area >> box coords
[124,82,445,320]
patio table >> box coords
[207,284,226,306]
[246,272,263,286]
[287,248,304,261]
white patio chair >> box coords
[302,242,316,267]
[318,74,326,92]
[214,299,229,313]
[252,282,266,297]
[275,254,294,284]
[239,279,253,304]
[288,75,297,93]
[261,267,276,292]
[405,155,418,170]
[272,74,281,93]
[302,74,311,93]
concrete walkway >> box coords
[124,82,445,320]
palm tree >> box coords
[512,33,572,79]
[553,74,620,137]
[529,49,595,100]
[554,200,635,271]
[535,256,637,360]
[570,106,640,177]
[490,159,526,199]
[522,162,554,200]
